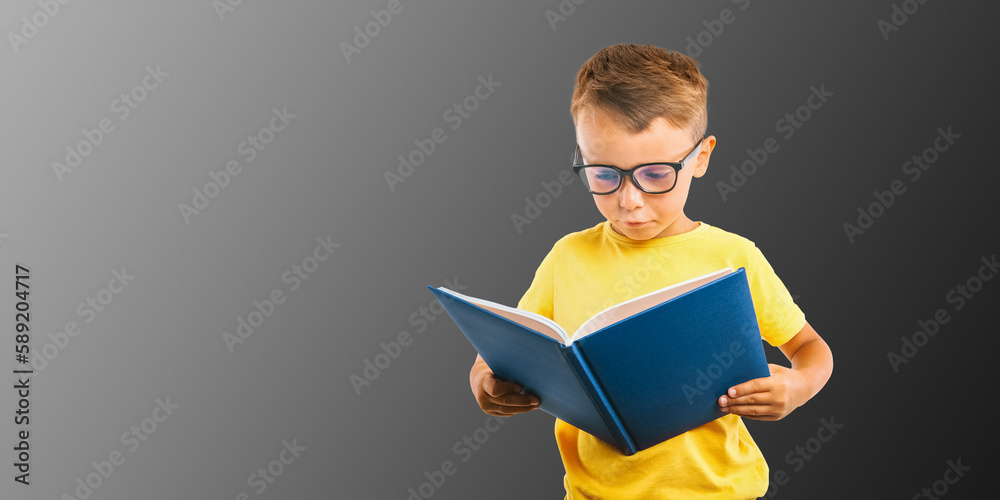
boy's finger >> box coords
[719,391,772,408]
[725,376,769,399]
[483,376,523,398]
[494,393,541,407]
[721,404,777,420]
[490,397,542,416]
[488,403,537,416]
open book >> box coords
[427,267,770,456]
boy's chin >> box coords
[611,221,661,240]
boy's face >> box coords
[575,107,716,240]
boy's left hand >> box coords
[719,321,834,421]
[717,364,806,421]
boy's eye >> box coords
[639,166,675,181]
[594,172,618,181]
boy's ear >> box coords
[691,135,716,178]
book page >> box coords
[571,268,734,342]
[436,287,571,345]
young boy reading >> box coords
[468,44,834,499]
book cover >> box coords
[428,267,770,455]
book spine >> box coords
[566,344,637,455]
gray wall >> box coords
[1,0,995,498]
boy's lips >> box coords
[622,220,647,227]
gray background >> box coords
[2,0,997,498]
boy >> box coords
[469,44,833,499]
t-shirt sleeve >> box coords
[745,245,806,347]
[516,245,556,320]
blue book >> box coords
[427,267,770,456]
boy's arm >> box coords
[718,320,833,421]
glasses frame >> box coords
[572,136,706,195]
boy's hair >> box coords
[571,44,708,145]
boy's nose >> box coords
[617,176,645,209]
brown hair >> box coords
[570,44,708,144]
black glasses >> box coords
[572,137,705,195]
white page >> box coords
[437,287,571,345]
[571,267,734,341]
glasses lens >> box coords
[633,164,677,192]
[579,166,620,194]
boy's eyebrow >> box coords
[578,143,693,167]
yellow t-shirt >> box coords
[517,221,806,500]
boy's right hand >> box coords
[470,354,541,416]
